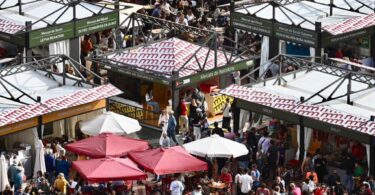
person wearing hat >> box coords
[53,173,68,195]
[152,2,161,17]
[167,111,179,145]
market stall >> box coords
[231,0,375,76]
[221,54,375,175]
[90,14,257,129]
[0,0,119,64]
[0,55,122,178]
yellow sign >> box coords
[42,99,106,123]
[213,95,233,114]
[110,102,143,120]
[0,118,38,136]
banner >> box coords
[232,12,273,36]
[274,23,317,47]
[0,117,38,136]
[29,23,74,48]
[42,99,106,123]
[75,12,119,36]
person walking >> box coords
[239,168,253,195]
[53,173,68,195]
[178,98,189,134]
[170,174,184,195]
[167,111,179,145]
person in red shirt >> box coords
[256,183,271,195]
[220,167,232,193]
[334,48,344,59]
[351,141,365,161]
[178,98,188,134]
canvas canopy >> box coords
[236,0,372,31]
[108,38,232,78]
[221,61,375,143]
[0,70,121,128]
[0,0,117,47]
[323,13,375,35]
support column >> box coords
[171,71,180,133]
[69,38,80,63]
[315,22,322,63]
[370,136,375,176]
[106,98,110,111]
[92,59,101,85]
[299,96,305,162]
[232,99,240,135]
[36,96,43,139]
[269,36,279,59]
[370,34,375,59]
[25,21,32,63]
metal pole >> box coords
[18,0,24,15]
[214,33,218,68]
[132,14,136,47]
[347,73,352,105]
[37,96,43,139]
[315,22,322,63]
[298,96,305,161]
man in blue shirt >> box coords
[56,156,71,179]
[44,149,56,184]
[167,111,179,145]
[14,167,23,195]
[152,2,161,17]
[7,161,18,187]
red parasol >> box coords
[65,133,149,158]
[72,158,147,183]
[128,146,208,175]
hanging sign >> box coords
[176,60,254,88]
[42,99,106,123]
[29,23,74,47]
[274,23,317,47]
[0,117,38,136]
[232,12,273,36]
[75,12,119,36]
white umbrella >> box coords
[33,139,46,178]
[80,111,142,136]
[0,155,9,192]
[183,134,249,158]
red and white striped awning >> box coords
[221,85,375,136]
[0,84,122,127]
[323,13,375,35]
[109,38,230,78]
[0,16,24,34]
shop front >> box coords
[0,56,122,178]
[221,55,375,175]
[91,37,256,129]
[0,0,119,68]
[231,0,374,78]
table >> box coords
[208,182,227,195]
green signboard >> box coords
[76,12,118,36]
[175,60,254,88]
[232,12,273,36]
[29,23,74,47]
[274,23,317,47]
[303,117,369,144]
[323,28,374,47]
[104,64,170,85]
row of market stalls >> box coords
[90,13,258,129]
[0,55,122,178]
[221,54,375,175]
[0,0,146,65]
[231,0,375,67]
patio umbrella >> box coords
[33,139,46,177]
[72,158,147,183]
[80,111,141,136]
[65,133,149,158]
[0,155,9,192]
[183,134,249,158]
[128,146,208,175]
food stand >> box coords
[0,55,122,178]
[0,0,119,63]
[221,54,375,175]
[89,13,257,129]
[231,0,374,65]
